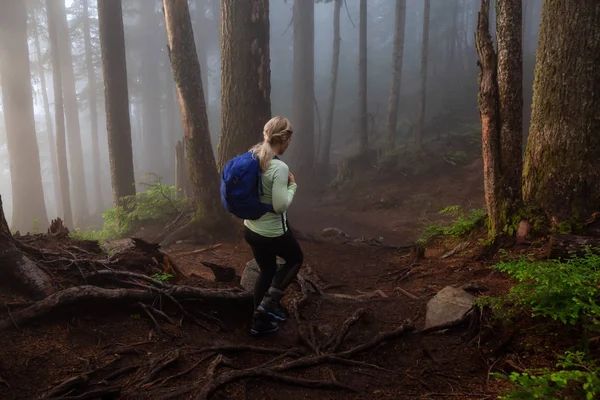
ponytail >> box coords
[250,116,293,172]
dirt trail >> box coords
[0,155,502,399]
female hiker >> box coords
[244,116,303,335]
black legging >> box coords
[244,227,304,308]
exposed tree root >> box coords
[0,285,252,330]
[323,308,365,352]
[196,316,415,399]
[41,386,121,400]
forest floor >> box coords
[0,134,581,399]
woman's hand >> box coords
[288,171,296,185]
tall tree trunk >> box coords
[319,0,342,172]
[0,0,49,233]
[47,0,74,229]
[0,196,54,300]
[496,0,523,225]
[475,0,523,236]
[31,15,62,219]
[291,0,315,180]
[56,0,89,227]
[217,0,271,172]
[82,0,104,213]
[414,0,430,152]
[357,0,368,154]
[140,2,164,177]
[162,0,228,229]
[386,0,407,150]
[98,0,136,207]
[523,0,600,224]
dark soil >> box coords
[0,149,564,400]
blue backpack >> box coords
[220,152,276,220]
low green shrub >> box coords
[418,205,487,244]
[71,175,186,242]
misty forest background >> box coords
[0,0,543,233]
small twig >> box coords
[139,303,163,336]
[150,352,215,389]
[394,287,420,300]
[174,244,222,258]
[343,0,356,28]
[142,350,181,386]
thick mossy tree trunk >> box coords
[414,0,430,152]
[475,0,523,236]
[32,15,62,219]
[319,0,342,173]
[98,0,137,207]
[523,0,600,225]
[47,0,74,228]
[56,0,89,227]
[82,0,104,212]
[0,0,49,233]
[0,196,54,299]
[163,0,229,231]
[357,0,368,154]
[217,0,271,172]
[385,0,407,150]
[291,0,315,182]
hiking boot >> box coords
[257,288,287,321]
[250,311,279,336]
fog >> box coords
[0,0,542,232]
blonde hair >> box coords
[250,116,293,172]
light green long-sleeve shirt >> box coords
[244,159,297,237]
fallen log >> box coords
[548,234,600,259]
[0,285,253,330]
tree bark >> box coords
[414,0,430,152]
[475,0,523,236]
[522,0,600,225]
[496,0,523,225]
[98,0,137,207]
[31,14,62,219]
[385,0,407,150]
[291,0,315,181]
[217,0,271,172]
[47,0,74,229]
[56,0,89,227]
[140,2,164,177]
[319,0,342,172]
[82,0,104,213]
[162,0,229,229]
[357,0,368,154]
[0,0,49,233]
[0,195,54,299]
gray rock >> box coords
[240,257,285,291]
[425,286,477,330]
